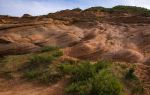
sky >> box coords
[0,0,150,16]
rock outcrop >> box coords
[0,7,149,64]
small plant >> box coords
[41,46,59,52]
[24,69,41,80]
[94,60,111,72]
[52,50,63,57]
[125,67,137,80]
[66,81,92,95]
[59,63,76,74]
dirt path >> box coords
[0,78,67,95]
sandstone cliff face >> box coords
[0,10,149,64]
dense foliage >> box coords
[85,5,150,16]
[60,61,124,95]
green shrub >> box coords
[29,55,55,65]
[63,61,124,95]
[60,61,112,82]
[91,70,124,95]
[59,63,76,74]
[72,61,95,82]
[66,81,92,95]
[125,67,137,80]
[94,60,111,72]
[52,50,63,57]
[24,69,41,80]
[41,46,59,52]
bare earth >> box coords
[0,78,67,95]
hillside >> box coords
[0,6,150,95]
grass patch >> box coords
[60,61,124,95]
[41,46,59,52]
[24,65,62,84]
[0,47,63,84]
[29,54,55,65]
[23,49,63,84]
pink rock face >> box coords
[0,10,149,63]
[111,49,144,63]
[144,57,150,65]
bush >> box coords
[71,61,95,82]
[66,81,92,95]
[94,60,111,72]
[59,63,76,74]
[125,67,137,80]
[60,60,112,81]
[29,55,55,65]
[41,46,59,52]
[24,68,41,80]
[66,69,124,95]
[63,61,124,95]
[52,50,63,57]
[91,70,123,95]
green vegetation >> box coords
[60,61,124,95]
[85,5,150,16]
[113,5,150,16]
[41,46,59,52]
[91,70,123,95]
[0,46,145,95]
[29,55,55,65]
[24,64,62,84]
[85,6,108,12]
[125,67,137,80]
[0,46,63,84]
[23,49,63,84]
[72,8,82,11]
